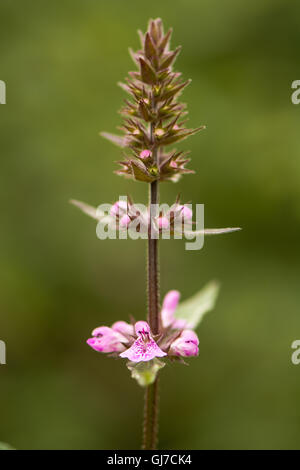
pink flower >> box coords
[177,204,193,220]
[170,160,178,168]
[161,290,180,328]
[110,200,127,217]
[87,324,130,353]
[158,215,169,229]
[120,214,131,227]
[161,290,191,330]
[112,321,134,336]
[120,321,167,362]
[140,149,152,159]
[169,330,199,357]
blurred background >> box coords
[1,0,300,449]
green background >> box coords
[1,0,300,449]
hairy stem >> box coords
[143,124,161,450]
[147,177,160,335]
[142,376,160,450]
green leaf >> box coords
[160,80,191,101]
[0,442,14,450]
[174,281,220,329]
[127,358,165,387]
[160,46,181,69]
[160,126,205,146]
[130,160,155,183]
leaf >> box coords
[127,358,165,387]
[144,32,157,62]
[174,281,220,329]
[160,46,181,69]
[100,132,127,148]
[158,28,173,54]
[138,100,152,122]
[160,80,191,101]
[69,199,104,220]
[0,442,14,450]
[139,58,157,85]
[130,160,155,183]
[128,48,139,66]
[160,126,205,146]
[185,227,242,236]
[149,19,161,44]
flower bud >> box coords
[87,326,128,353]
[110,200,127,217]
[140,149,152,159]
[154,128,165,137]
[120,214,131,227]
[178,204,193,220]
[158,216,169,229]
[169,329,199,357]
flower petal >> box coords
[161,290,180,328]
[91,326,113,337]
[112,321,134,337]
[169,329,199,357]
[134,321,151,335]
[120,337,166,362]
[87,336,126,353]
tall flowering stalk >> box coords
[71,18,240,450]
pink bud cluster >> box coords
[109,199,193,233]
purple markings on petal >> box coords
[169,329,199,357]
[120,337,166,362]
[134,321,151,335]
[161,290,180,328]
[120,321,167,362]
